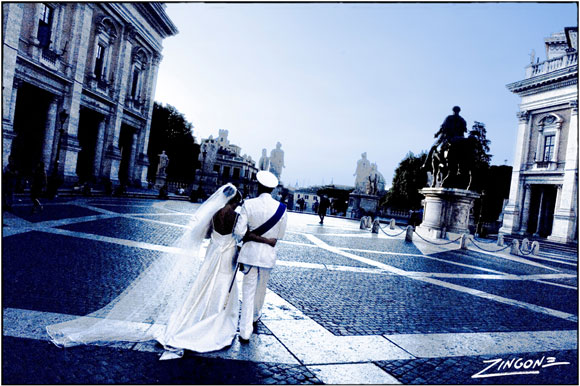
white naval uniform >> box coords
[234,193,287,340]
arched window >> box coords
[92,16,118,86]
[129,47,149,103]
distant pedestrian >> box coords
[31,161,47,213]
[312,200,319,214]
[3,155,18,212]
[298,197,305,212]
[318,195,331,224]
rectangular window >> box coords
[213,165,220,173]
[37,4,53,48]
[233,168,240,179]
[223,166,230,177]
[543,135,555,161]
[94,44,105,79]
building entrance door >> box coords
[527,185,557,238]
[10,83,53,180]
[118,124,135,185]
[76,108,102,183]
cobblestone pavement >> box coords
[2,197,578,384]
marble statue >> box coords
[258,148,270,171]
[269,142,285,180]
[367,163,385,194]
[353,152,372,193]
[157,150,169,176]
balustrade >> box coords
[528,52,577,78]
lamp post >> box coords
[48,110,69,198]
[476,190,486,237]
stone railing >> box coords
[526,51,578,78]
[41,48,58,64]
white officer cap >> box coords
[256,170,278,188]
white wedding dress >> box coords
[158,228,239,356]
[46,184,241,357]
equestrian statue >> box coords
[423,106,478,190]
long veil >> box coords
[46,184,238,348]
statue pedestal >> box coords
[191,171,219,198]
[154,173,167,189]
[416,187,480,239]
[347,192,379,219]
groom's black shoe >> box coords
[253,321,259,332]
[239,336,250,344]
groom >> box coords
[235,170,287,342]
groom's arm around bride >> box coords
[233,171,287,342]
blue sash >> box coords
[252,202,286,236]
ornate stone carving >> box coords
[125,25,138,44]
[151,53,162,66]
[132,47,149,66]
[97,16,118,39]
[517,110,530,122]
[569,100,578,114]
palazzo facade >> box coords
[500,27,578,243]
[2,3,177,187]
[194,130,259,198]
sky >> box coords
[154,2,577,189]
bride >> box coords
[46,183,275,358]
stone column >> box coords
[519,184,532,234]
[549,100,578,243]
[500,111,531,234]
[42,97,58,168]
[93,117,106,179]
[138,53,161,185]
[127,131,138,183]
[534,127,544,162]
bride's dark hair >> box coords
[227,190,242,206]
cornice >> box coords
[134,3,178,38]
[506,65,578,95]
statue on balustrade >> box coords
[258,148,270,171]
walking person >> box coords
[31,161,47,213]
[234,171,287,342]
[318,195,331,224]
[3,155,18,212]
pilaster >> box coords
[548,100,578,243]
[42,97,58,168]
[93,118,107,179]
[59,3,93,182]
[2,3,23,125]
[500,110,531,234]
